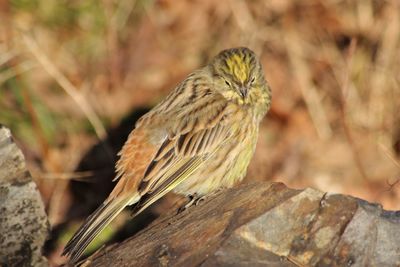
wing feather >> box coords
[131,96,234,213]
[112,86,237,224]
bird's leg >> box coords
[177,193,205,213]
[177,194,197,213]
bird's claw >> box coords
[177,193,205,213]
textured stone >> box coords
[0,126,49,267]
[87,182,400,267]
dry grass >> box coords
[1,0,399,265]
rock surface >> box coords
[86,183,400,267]
[0,125,49,267]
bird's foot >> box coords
[177,193,205,213]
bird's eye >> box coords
[250,77,256,85]
[224,80,231,87]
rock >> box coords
[0,125,49,267]
[87,183,400,267]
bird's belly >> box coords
[172,130,258,196]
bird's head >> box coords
[209,47,271,108]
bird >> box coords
[62,47,272,263]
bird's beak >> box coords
[239,87,248,99]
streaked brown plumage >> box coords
[62,47,272,263]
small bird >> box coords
[62,47,272,262]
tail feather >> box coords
[62,196,137,263]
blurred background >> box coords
[1,0,399,265]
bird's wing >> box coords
[114,93,236,214]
